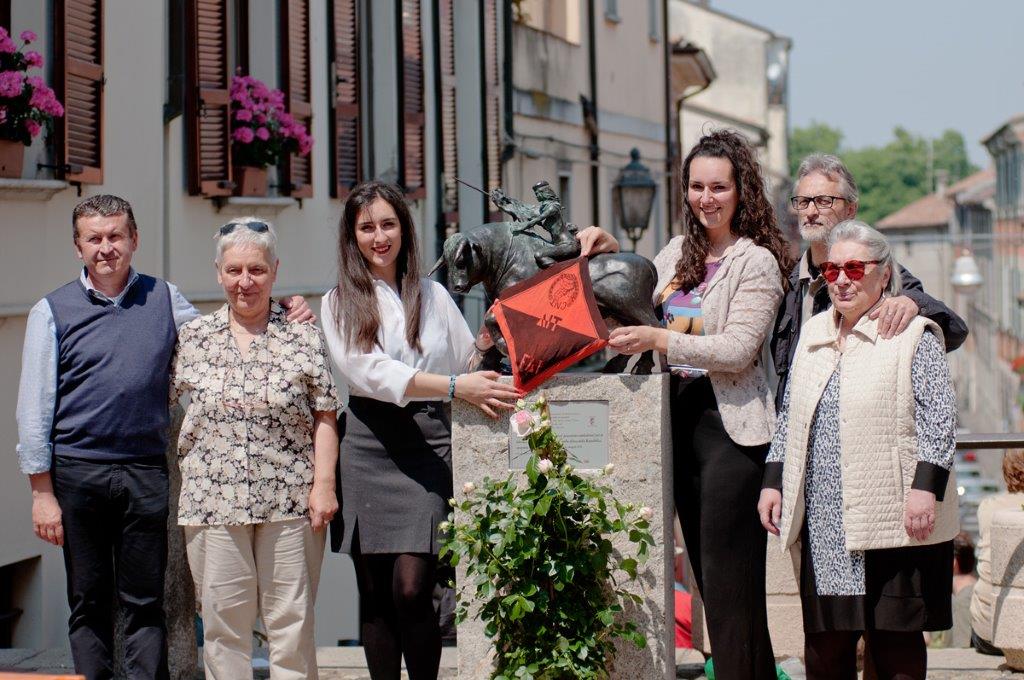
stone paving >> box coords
[0,646,1020,678]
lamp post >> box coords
[950,249,983,295]
[612,148,657,252]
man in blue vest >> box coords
[15,195,311,680]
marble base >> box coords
[451,373,673,679]
[991,508,1024,669]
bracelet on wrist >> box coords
[448,374,458,399]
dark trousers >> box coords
[52,456,170,680]
[672,377,776,680]
[805,630,926,680]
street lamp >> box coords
[612,148,657,252]
[950,250,983,294]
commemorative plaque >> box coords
[508,399,610,469]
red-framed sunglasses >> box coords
[819,259,882,283]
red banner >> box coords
[489,257,609,393]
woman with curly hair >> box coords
[611,129,792,678]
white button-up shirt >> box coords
[320,278,478,406]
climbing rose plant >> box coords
[0,27,64,145]
[441,394,655,679]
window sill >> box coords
[213,196,299,214]
[0,178,69,201]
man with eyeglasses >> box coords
[770,154,968,408]
[15,196,312,680]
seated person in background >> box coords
[930,531,978,648]
[970,450,1024,655]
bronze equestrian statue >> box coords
[431,183,660,374]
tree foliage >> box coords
[788,122,979,225]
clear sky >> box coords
[707,0,1024,168]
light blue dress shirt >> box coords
[15,269,199,474]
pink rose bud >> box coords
[639,506,654,521]
[462,481,476,495]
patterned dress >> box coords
[170,301,339,526]
[768,330,957,631]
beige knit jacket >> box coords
[777,311,959,552]
[652,235,785,447]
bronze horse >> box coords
[430,222,660,374]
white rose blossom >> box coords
[463,481,476,494]
[510,409,539,438]
[639,506,654,521]
[603,463,615,476]
[537,459,553,475]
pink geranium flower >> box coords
[25,51,43,68]
[0,71,24,98]
[24,119,41,137]
[20,30,38,43]
[232,127,255,144]
[255,127,270,141]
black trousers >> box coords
[52,456,170,680]
[805,630,926,680]
[672,377,776,680]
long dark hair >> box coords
[673,130,793,292]
[333,181,423,353]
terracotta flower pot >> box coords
[0,138,25,179]
[234,165,268,197]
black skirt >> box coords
[329,396,453,555]
[799,524,953,633]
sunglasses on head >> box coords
[218,220,269,236]
[820,259,882,283]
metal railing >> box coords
[956,433,1024,450]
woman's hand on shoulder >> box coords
[455,371,520,419]
[904,488,936,541]
[281,295,316,323]
[308,483,338,531]
[757,488,782,536]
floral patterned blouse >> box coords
[170,301,339,526]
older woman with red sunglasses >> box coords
[757,220,959,680]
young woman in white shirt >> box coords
[321,181,519,679]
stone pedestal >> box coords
[990,507,1024,670]
[451,373,673,679]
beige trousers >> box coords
[184,518,326,680]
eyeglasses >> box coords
[789,195,847,210]
[819,259,882,283]
[218,220,269,236]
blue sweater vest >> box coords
[46,274,177,461]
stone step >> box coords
[0,646,1017,679]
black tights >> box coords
[353,548,441,680]
[805,630,926,680]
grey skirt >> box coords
[330,396,452,555]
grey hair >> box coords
[795,153,859,204]
[214,217,278,264]
[72,194,137,240]
[826,220,902,296]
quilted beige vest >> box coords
[778,311,959,552]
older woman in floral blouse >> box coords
[171,218,339,680]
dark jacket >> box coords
[770,253,969,409]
